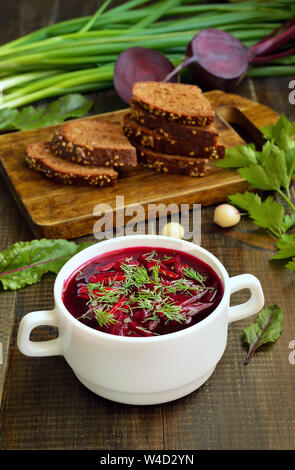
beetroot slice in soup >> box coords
[114,47,178,103]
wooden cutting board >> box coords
[0,90,279,239]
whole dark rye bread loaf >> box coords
[26,142,118,187]
[130,101,219,147]
[123,113,225,160]
[51,120,137,168]
[132,82,215,127]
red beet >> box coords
[164,29,248,91]
[165,21,295,91]
[248,16,295,64]
[187,29,248,91]
[114,46,178,103]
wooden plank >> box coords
[0,91,279,239]
[0,0,57,44]
[0,0,59,420]
[0,138,36,406]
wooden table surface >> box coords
[0,0,295,451]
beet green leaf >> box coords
[0,239,91,290]
[243,305,283,365]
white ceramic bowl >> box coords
[17,235,264,405]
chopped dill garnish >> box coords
[182,267,207,285]
[120,263,151,291]
[142,250,158,261]
[92,306,119,327]
[142,314,160,323]
[164,278,197,295]
[87,284,121,306]
[150,261,160,283]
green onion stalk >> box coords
[0,0,294,109]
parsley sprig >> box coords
[216,114,295,272]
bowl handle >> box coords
[228,274,264,323]
[17,310,63,357]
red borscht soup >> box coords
[62,246,223,337]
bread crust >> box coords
[132,82,214,126]
[26,142,118,187]
[130,101,219,146]
[123,113,225,160]
[51,120,137,168]
[135,144,211,177]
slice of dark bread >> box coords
[26,142,118,187]
[123,113,225,160]
[51,119,137,168]
[132,82,214,127]
[135,144,211,177]
[130,101,218,146]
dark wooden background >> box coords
[0,0,295,450]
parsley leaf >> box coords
[218,114,295,256]
[261,114,295,153]
[243,305,283,365]
[285,147,295,179]
[272,234,295,260]
[285,258,295,271]
[216,143,258,168]
[228,192,285,237]
[282,213,295,233]
[262,115,295,179]
[238,141,290,192]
